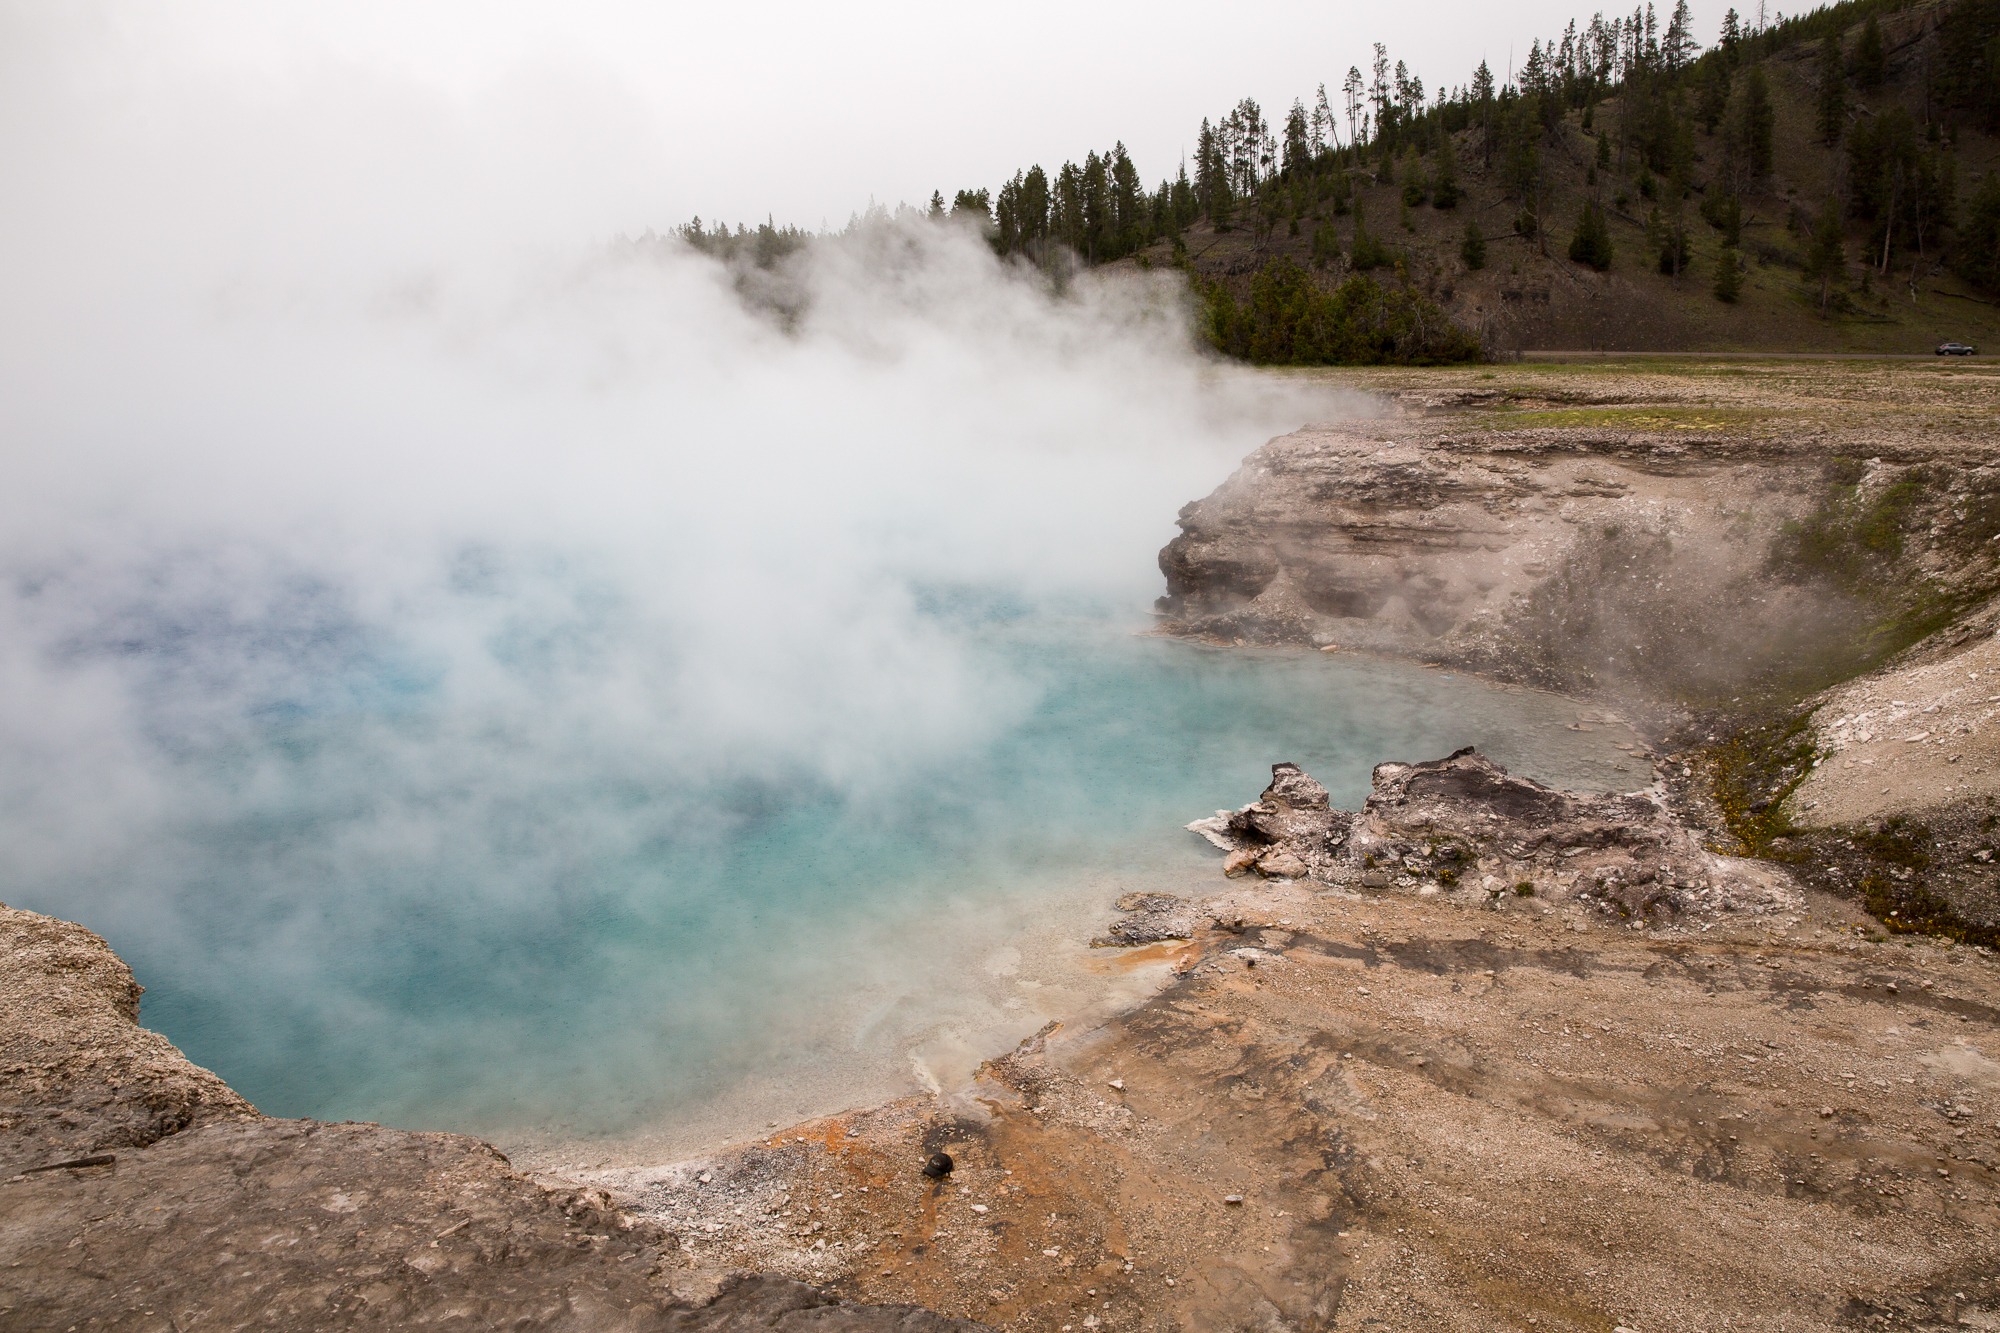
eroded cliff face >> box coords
[0,904,987,1333]
[1155,412,1995,703]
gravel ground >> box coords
[594,868,2000,1332]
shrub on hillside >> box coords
[1310,220,1344,268]
[1700,191,1743,246]
[1569,200,1615,270]
[1432,134,1462,210]
[1461,217,1487,270]
[1349,204,1395,270]
[1714,247,1742,302]
[1401,150,1429,208]
[1198,259,1482,366]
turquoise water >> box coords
[9,601,1645,1144]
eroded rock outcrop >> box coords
[0,903,988,1333]
[1154,417,1992,700]
[0,905,254,1180]
[1193,751,1800,927]
[1187,761,1353,882]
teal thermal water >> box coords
[14,611,1646,1144]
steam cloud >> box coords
[0,6,1347,1132]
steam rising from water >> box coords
[0,10,1658,1147]
[0,11,1385,1134]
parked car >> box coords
[1937,341,1978,355]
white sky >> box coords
[31,0,1719,233]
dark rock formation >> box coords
[1193,752,1800,927]
[0,904,988,1333]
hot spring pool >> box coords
[10,612,1648,1154]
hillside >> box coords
[924,0,2000,357]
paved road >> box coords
[1518,348,1983,361]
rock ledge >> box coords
[1192,750,1800,928]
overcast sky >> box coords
[12,0,1725,235]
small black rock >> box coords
[921,1151,954,1180]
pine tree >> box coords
[1853,15,1887,89]
[1018,166,1050,249]
[1433,132,1461,209]
[1109,144,1143,254]
[1701,190,1743,246]
[1350,198,1392,269]
[1471,60,1495,107]
[1394,59,1424,124]
[1312,83,1337,154]
[928,191,945,218]
[1401,147,1428,208]
[1663,0,1698,72]
[1957,174,2000,294]
[1738,65,1775,178]
[1714,247,1742,301]
[993,175,1025,252]
[1024,167,1050,244]
[1569,199,1615,269]
[950,189,991,225]
[1079,152,1111,258]
[1196,120,1233,229]
[1816,34,1848,146]
[1697,58,1731,133]
[1311,219,1343,267]
[1804,202,1846,311]
[1461,216,1487,269]
[1370,44,1392,142]
[1053,161,1085,251]
[1283,100,1312,176]
[1656,212,1691,275]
